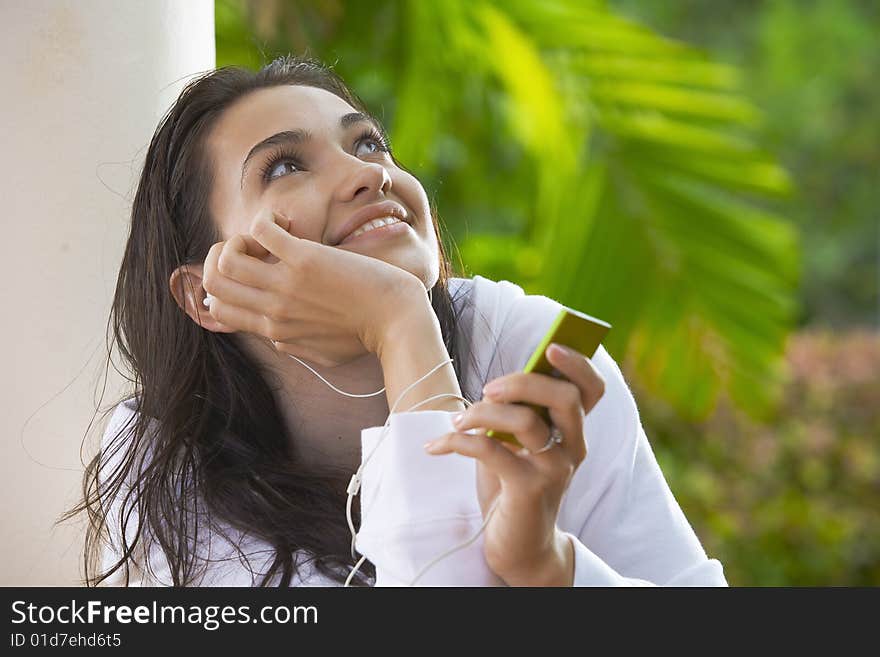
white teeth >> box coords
[348,216,401,239]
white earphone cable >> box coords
[344,363,465,559]
[284,353,386,397]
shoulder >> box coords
[104,397,140,442]
[97,399,281,586]
[99,396,165,485]
[447,275,542,341]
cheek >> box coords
[264,186,325,241]
[210,192,249,241]
[395,173,432,230]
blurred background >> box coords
[214,0,879,585]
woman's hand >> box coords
[423,343,606,586]
[201,209,426,364]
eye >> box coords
[355,127,392,157]
[258,145,302,183]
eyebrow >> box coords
[240,112,381,187]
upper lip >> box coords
[333,200,409,246]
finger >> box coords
[544,343,606,413]
[543,346,604,463]
[274,212,293,233]
[484,344,604,425]
[204,274,278,319]
[202,241,225,302]
[545,404,587,464]
[205,294,278,339]
[230,232,273,261]
[236,231,284,265]
[204,242,277,316]
[479,386,580,464]
[220,235,282,287]
[250,209,302,262]
[424,431,533,482]
[483,348,605,416]
[453,401,558,456]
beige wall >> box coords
[0,0,215,585]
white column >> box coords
[0,0,215,585]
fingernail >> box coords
[423,441,439,453]
[483,381,504,398]
[452,413,464,427]
[549,343,569,358]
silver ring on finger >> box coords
[527,426,564,455]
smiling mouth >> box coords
[344,216,404,240]
[338,217,410,246]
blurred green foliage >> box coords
[613,0,880,329]
[609,0,880,587]
[639,331,880,585]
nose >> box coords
[335,158,392,202]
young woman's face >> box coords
[205,84,439,288]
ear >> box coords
[169,264,236,334]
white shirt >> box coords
[100,275,728,587]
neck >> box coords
[238,335,389,471]
[242,335,385,393]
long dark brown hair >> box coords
[61,54,490,586]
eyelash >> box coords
[257,128,392,183]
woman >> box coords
[68,54,728,587]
